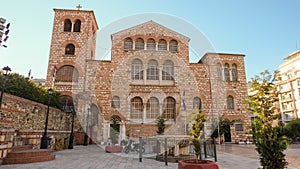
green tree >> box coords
[156,117,166,135]
[247,70,288,169]
[284,119,300,141]
[0,73,61,108]
[189,108,206,161]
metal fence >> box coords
[123,136,217,166]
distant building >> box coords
[276,50,300,122]
[45,8,251,143]
[31,78,46,87]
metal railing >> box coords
[122,136,217,166]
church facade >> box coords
[45,8,251,144]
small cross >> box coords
[76,4,82,10]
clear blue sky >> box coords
[1,0,300,81]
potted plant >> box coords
[178,108,219,169]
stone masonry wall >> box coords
[0,93,79,160]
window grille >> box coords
[147,60,159,80]
[162,60,174,80]
[158,39,167,51]
[55,65,79,82]
[131,59,143,80]
[130,97,143,119]
[169,40,178,52]
[135,38,144,50]
[162,97,176,119]
[146,97,159,119]
[124,38,133,50]
[146,38,156,50]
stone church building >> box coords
[45,8,251,144]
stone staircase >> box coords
[2,145,55,165]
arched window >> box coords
[55,65,79,82]
[146,97,159,119]
[124,37,133,50]
[60,95,74,112]
[146,38,156,50]
[224,63,230,81]
[217,63,223,81]
[193,97,202,110]
[111,96,120,108]
[163,97,176,119]
[227,95,234,110]
[130,97,143,119]
[90,104,99,126]
[162,60,174,80]
[147,60,159,80]
[231,63,238,81]
[63,19,72,32]
[65,44,75,55]
[73,19,81,32]
[131,59,143,80]
[135,38,144,50]
[158,39,167,51]
[169,40,178,52]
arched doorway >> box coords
[224,124,232,142]
[110,115,121,145]
[89,104,100,144]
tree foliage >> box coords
[0,73,61,108]
[211,116,235,139]
[284,119,300,140]
[247,70,288,169]
[189,108,206,160]
[156,117,166,135]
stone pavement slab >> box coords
[0,144,297,169]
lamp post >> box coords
[40,88,53,149]
[83,107,90,146]
[68,103,76,149]
[0,66,11,110]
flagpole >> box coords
[184,110,187,135]
[182,90,186,135]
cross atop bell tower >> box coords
[76,4,82,10]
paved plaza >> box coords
[0,144,299,169]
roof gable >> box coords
[111,20,190,44]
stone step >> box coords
[7,149,51,158]
[3,154,55,164]
[11,145,33,152]
[13,141,24,147]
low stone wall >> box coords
[0,129,14,160]
[0,93,83,161]
[0,129,71,160]
[0,93,72,130]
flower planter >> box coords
[178,159,219,169]
[105,145,123,153]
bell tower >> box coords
[45,7,98,95]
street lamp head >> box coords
[2,66,11,75]
[48,88,53,95]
